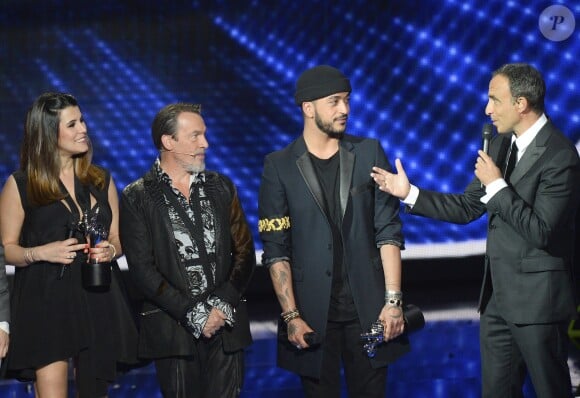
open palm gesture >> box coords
[370,159,411,199]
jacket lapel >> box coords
[296,152,327,216]
[509,124,550,185]
[143,167,189,286]
[339,140,355,219]
[294,136,355,220]
[294,138,327,217]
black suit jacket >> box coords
[410,121,579,324]
[120,166,255,358]
[259,134,410,378]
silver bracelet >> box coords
[385,290,402,300]
[109,244,117,259]
[386,298,403,307]
[385,290,403,307]
[24,248,36,265]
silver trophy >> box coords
[79,207,112,288]
[360,304,425,358]
[360,320,385,358]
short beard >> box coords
[315,113,345,139]
[176,156,205,174]
[186,163,205,174]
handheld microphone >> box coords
[303,332,322,348]
[480,124,494,188]
[482,123,493,155]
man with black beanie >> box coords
[258,65,410,397]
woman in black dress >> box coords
[0,93,137,397]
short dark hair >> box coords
[151,103,201,150]
[492,63,545,114]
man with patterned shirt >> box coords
[120,103,255,398]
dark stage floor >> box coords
[1,313,578,397]
[1,263,579,397]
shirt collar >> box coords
[512,113,547,153]
[191,172,205,185]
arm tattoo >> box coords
[272,268,292,308]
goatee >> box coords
[315,114,346,139]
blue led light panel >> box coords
[1,0,578,257]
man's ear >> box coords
[160,134,174,151]
[515,97,529,113]
[302,101,314,118]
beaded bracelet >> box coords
[281,308,301,324]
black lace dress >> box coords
[6,170,138,397]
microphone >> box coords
[160,149,200,157]
[171,151,199,157]
[482,123,493,155]
[480,123,494,188]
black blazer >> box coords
[259,134,410,378]
[410,121,579,324]
[120,166,255,358]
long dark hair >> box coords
[20,92,106,205]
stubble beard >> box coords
[315,113,346,140]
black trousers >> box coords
[154,334,244,398]
[301,319,387,398]
[480,293,572,398]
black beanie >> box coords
[294,65,351,106]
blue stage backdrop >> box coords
[1,0,578,259]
